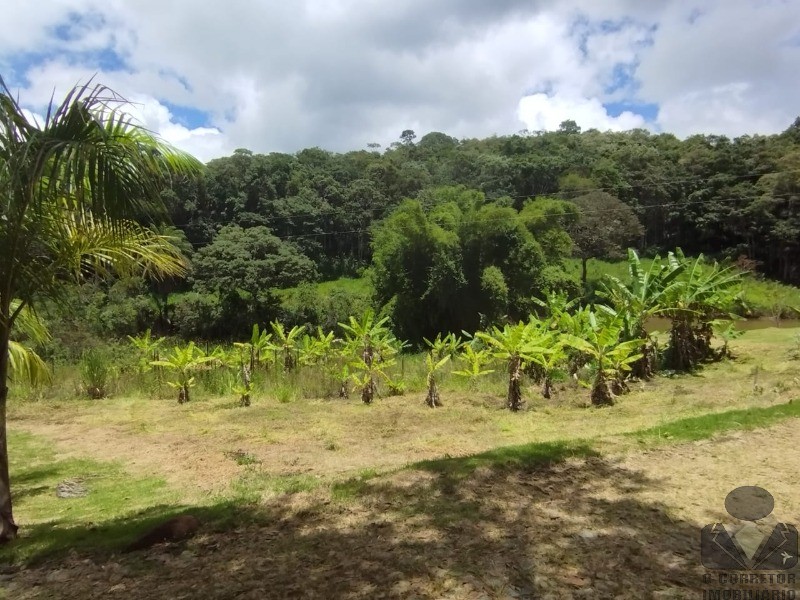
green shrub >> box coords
[80,349,114,399]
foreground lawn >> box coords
[3,327,799,570]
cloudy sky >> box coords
[2,0,798,161]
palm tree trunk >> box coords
[0,323,18,542]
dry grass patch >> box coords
[9,329,800,498]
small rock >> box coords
[577,530,598,540]
[108,572,125,585]
[56,479,88,498]
[45,570,71,583]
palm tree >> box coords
[0,78,202,542]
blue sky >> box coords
[2,0,798,161]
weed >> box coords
[273,383,297,404]
[225,450,261,466]
[789,334,800,361]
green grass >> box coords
[313,277,373,296]
[739,277,800,319]
[3,431,180,563]
[628,400,800,445]
[5,398,800,564]
[2,431,279,565]
[231,469,321,500]
[277,276,373,303]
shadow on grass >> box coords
[1,500,269,567]
[10,464,64,486]
[5,438,708,598]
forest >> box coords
[46,117,800,349]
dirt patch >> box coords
[16,422,240,495]
[6,419,799,599]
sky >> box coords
[1,0,798,162]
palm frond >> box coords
[7,340,50,386]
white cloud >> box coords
[126,94,231,163]
[517,93,646,132]
[2,0,798,158]
[636,0,800,137]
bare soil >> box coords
[5,420,799,599]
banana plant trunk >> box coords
[240,364,251,407]
[507,355,523,411]
[0,321,18,542]
[541,375,553,399]
[361,343,375,404]
[667,317,700,371]
[630,327,657,380]
[591,371,614,406]
[425,376,441,408]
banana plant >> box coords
[339,310,397,404]
[422,333,462,408]
[528,342,566,399]
[475,321,554,411]
[298,327,336,367]
[270,321,306,372]
[151,342,214,403]
[227,344,254,407]
[452,344,495,389]
[234,324,273,372]
[711,319,745,360]
[661,250,743,371]
[331,363,350,399]
[127,328,166,373]
[598,249,684,379]
[562,312,644,406]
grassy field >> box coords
[3,327,800,571]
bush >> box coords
[80,348,114,399]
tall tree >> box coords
[568,191,644,286]
[0,79,202,542]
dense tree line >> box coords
[166,120,800,279]
[61,118,800,343]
